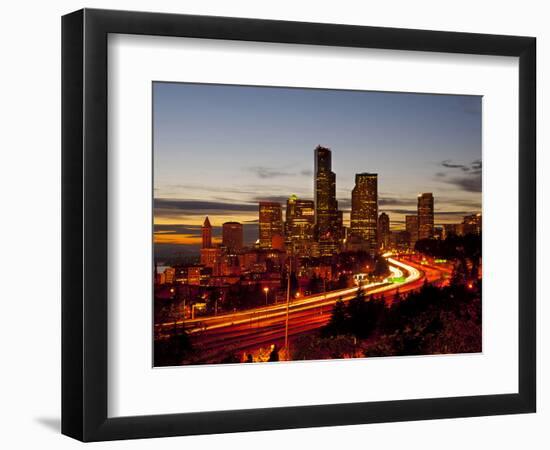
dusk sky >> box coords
[153,82,481,258]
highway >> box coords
[156,256,450,363]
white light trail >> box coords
[158,257,423,334]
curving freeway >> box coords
[156,256,450,363]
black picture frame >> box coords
[62,8,536,442]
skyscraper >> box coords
[259,201,283,249]
[201,216,212,248]
[442,223,464,239]
[378,212,390,250]
[418,193,434,240]
[350,173,378,255]
[200,216,221,271]
[463,213,482,235]
[405,215,418,250]
[314,146,341,255]
[222,221,243,253]
[285,194,315,257]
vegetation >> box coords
[321,289,386,339]
[366,281,481,356]
[154,331,193,366]
[316,234,482,358]
[291,334,361,360]
[317,276,481,359]
[415,233,481,263]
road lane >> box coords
[160,257,446,363]
[156,257,420,335]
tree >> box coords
[346,288,367,336]
[393,288,401,304]
[359,295,386,338]
[292,334,359,360]
[341,288,386,339]
[154,331,193,366]
[415,233,481,263]
[371,280,481,357]
[373,256,390,277]
[451,257,468,286]
[321,298,348,337]
[268,345,280,362]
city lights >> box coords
[152,83,482,367]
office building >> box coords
[314,145,342,255]
[285,194,315,257]
[463,213,482,235]
[390,230,411,252]
[442,223,464,239]
[350,173,378,254]
[259,201,284,249]
[378,212,390,250]
[406,215,419,250]
[418,193,434,240]
[222,221,243,253]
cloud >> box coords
[441,160,468,170]
[444,176,482,193]
[246,166,315,179]
[441,159,482,172]
[378,196,416,207]
[383,208,417,215]
[380,195,481,217]
[438,160,482,193]
[252,195,293,204]
[154,198,258,214]
[154,224,201,233]
[163,183,258,196]
[434,210,473,216]
[439,198,482,210]
[247,166,296,179]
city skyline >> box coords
[159,147,479,259]
[154,82,481,257]
[153,82,483,366]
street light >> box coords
[263,287,269,305]
[284,257,292,354]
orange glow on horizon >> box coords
[154,213,257,227]
[154,233,222,246]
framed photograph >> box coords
[62,8,536,441]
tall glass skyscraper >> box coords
[417,193,434,240]
[314,146,341,255]
[350,173,378,255]
[258,201,283,249]
[378,212,390,250]
[285,194,315,257]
